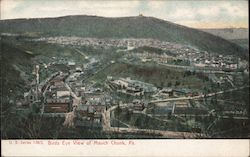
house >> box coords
[56,90,70,98]
[93,114,102,123]
[50,78,64,86]
[83,92,103,101]
[108,77,156,96]
[132,99,145,111]
[113,79,129,88]
[194,63,206,68]
[44,99,72,113]
[125,86,144,96]
[24,91,35,104]
[127,41,134,50]
[75,67,82,73]
[74,87,85,97]
[174,88,193,97]
[74,104,103,128]
[86,97,106,113]
[90,104,107,114]
[75,105,95,117]
[161,88,174,97]
[75,105,89,117]
[174,101,189,108]
[68,61,76,69]
[16,99,29,108]
[74,116,102,128]
[107,76,113,81]
[23,88,41,104]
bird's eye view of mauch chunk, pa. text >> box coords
[1,0,249,139]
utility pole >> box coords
[35,65,40,101]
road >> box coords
[73,48,88,58]
[151,86,249,103]
[40,72,60,114]
[63,73,82,127]
[113,117,132,128]
[102,86,249,138]
[39,72,80,125]
[64,82,81,107]
[102,104,206,138]
[171,114,249,120]
[157,63,239,74]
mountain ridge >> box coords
[201,28,248,40]
[0,15,248,58]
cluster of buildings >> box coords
[16,62,108,128]
[34,37,185,51]
[124,45,248,72]
[65,68,112,128]
[166,48,248,71]
[152,87,201,100]
[15,35,248,133]
[106,75,203,99]
[106,76,157,96]
[125,52,175,63]
[43,73,72,114]
[150,100,207,118]
[129,99,146,112]
[74,104,103,128]
[34,36,249,72]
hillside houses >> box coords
[126,52,174,63]
[34,37,184,51]
[34,36,249,73]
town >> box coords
[34,36,249,72]
[13,35,249,138]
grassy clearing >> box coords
[91,62,208,90]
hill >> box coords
[229,39,249,49]
[201,28,249,50]
[1,41,35,99]
[201,28,248,40]
[0,15,248,58]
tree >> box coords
[167,82,172,87]
[175,80,181,86]
[160,81,164,87]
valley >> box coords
[1,15,249,139]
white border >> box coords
[1,139,250,157]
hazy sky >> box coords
[1,0,248,28]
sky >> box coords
[0,0,248,28]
